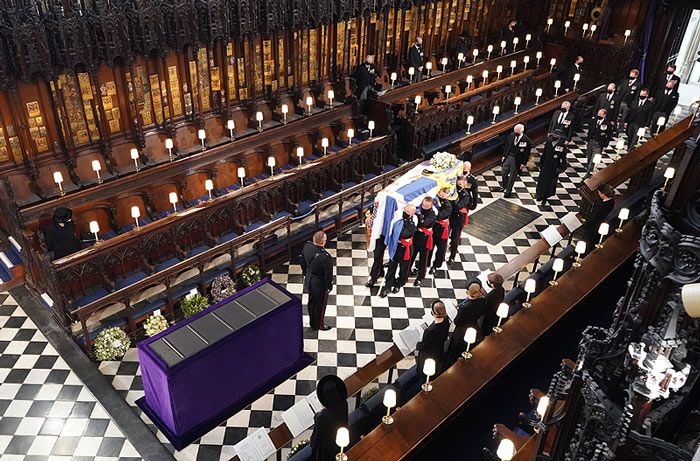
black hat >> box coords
[53,207,73,224]
[317,375,347,409]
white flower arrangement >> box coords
[429,151,459,170]
[94,327,131,361]
[144,313,169,337]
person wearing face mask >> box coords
[46,207,80,260]
[585,109,613,176]
[626,88,654,148]
[445,282,487,365]
[409,196,437,287]
[655,64,680,97]
[429,188,453,274]
[595,83,618,124]
[548,101,575,139]
[617,69,642,132]
[499,124,531,198]
[416,300,450,377]
[353,55,376,114]
[536,131,569,205]
[446,176,470,264]
[651,80,680,133]
[560,55,584,91]
[502,19,519,45]
[380,204,417,298]
[408,37,425,81]
[481,273,505,337]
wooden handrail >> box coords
[429,69,539,107]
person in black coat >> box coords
[577,184,615,247]
[654,63,681,97]
[651,80,680,133]
[430,188,453,274]
[310,375,348,461]
[595,83,619,126]
[585,109,613,176]
[569,95,588,137]
[410,196,437,287]
[447,176,471,264]
[547,101,575,139]
[616,69,642,131]
[499,124,532,197]
[416,300,451,376]
[536,132,568,205]
[481,273,506,337]
[353,55,376,114]
[380,204,417,297]
[46,207,80,260]
[445,282,488,365]
[501,20,519,46]
[301,231,334,331]
[408,37,425,81]
[455,31,471,63]
[626,88,654,148]
[560,55,584,91]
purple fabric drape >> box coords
[640,0,659,82]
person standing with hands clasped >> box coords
[499,124,532,198]
[536,131,569,206]
[301,231,334,331]
[416,300,450,377]
[408,37,425,81]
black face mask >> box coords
[403,212,411,219]
[639,95,647,100]
[598,115,605,119]
[667,70,674,74]
[607,89,615,93]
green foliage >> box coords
[181,293,209,318]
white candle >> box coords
[347,128,354,145]
[536,396,550,419]
[306,96,313,114]
[130,148,140,171]
[444,85,452,101]
[165,138,174,160]
[550,58,557,72]
[296,146,304,164]
[368,120,375,137]
[89,221,100,243]
[408,66,415,82]
[441,57,448,72]
[256,111,263,131]
[466,75,473,89]
[472,49,478,63]
[523,55,530,70]
[496,65,503,80]
[512,37,519,52]
[92,160,102,183]
[327,90,334,106]
[624,29,631,44]
[492,105,500,124]
[535,88,543,105]
[554,80,561,96]
[487,44,493,60]
[168,192,178,213]
[466,115,474,134]
[564,20,571,35]
[575,240,586,256]
[656,116,666,134]
[510,59,517,75]
[198,128,206,149]
[457,53,464,68]
[390,72,397,87]
[425,61,432,77]
[500,40,507,54]
[205,179,214,200]
[321,137,329,155]
[525,33,531,47]
[590,24,597,37]
[237,166,246,187]
[53,171,64,195]
[514,96,521,114]
[482,70,489,84]
[414,95,422,106]
[281,104,289,124]
[268,156,276,177]
[131,206,141,229]
[546,18,553,33]
[536,51,542,67]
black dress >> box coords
[481,286,506,337]
[46,207,79,260]
[416,319,450,376]
[536,140,568,201]
[311,408,348,461]
[445,297,488,365]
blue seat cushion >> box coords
[115,271,147,290]
[363,173,377,181]
[297,200,315,215]
[187,245,210,258]
[272,210,292,220]
[280,163,295,171]
[71,287,110,311]
[203,267,230,285]
[321,190,335,199]
[244,221,266,232]
[383,164,397,173]
[101,230,117,240]
[342,181,358,190]
[225,184,241,192]
[172,283,199,301]
[217,231,239,244]
[120,217,153,233]
[191,194,211,205]
[154,258,181,272]
[131,297,167,319]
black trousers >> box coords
[449,214,466,259]
[386,247,413,288]
[368,237,387,281]
[432,223,449,269]
[501,156,519,194]
[410,232,431,281]
[626,123,643,148]
[307,278,329,330]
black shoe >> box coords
[414,279,422,287]
[447,257,455,264]
[497,187,505,192]
[391,286,400,294]
[379,287,389,298]
[364,279,376,288]
[320,325,332,331]
[504,192,512,198]
[429,267,436,275]
[410,268,418,277]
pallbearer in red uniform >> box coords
[429,188,453,274]
[380,204,417,298]
[409,196,437,287]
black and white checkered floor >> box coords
[0,121,677,461]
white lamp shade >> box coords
[624,29,631,37]
[296,146,304,157]
[637,127,646,137]
[131,206,140,219]
[550,58,557,66]
[237,167,246,178]
[165,138,174,149]
[510,60,516,68]
[89,221,100,234]
[573,73,581,82]
[496,439,515,461]
[335,427,350,448]
[673,106,682,115]
[467,115,474,124]
[514,96,521,105]
[414,95,422,105]
[536,51,542,59]
[524,278,536,293]
[368,120,375,130]
[442,57,449,65]
[591,25,597,32]
[472,49,478,57]
[466,75,473,83]
[618,208,630,220]
[91,160,101,172]
[267,156,276,167]
[425,62,432,70]
[204,179,214,191]
[423,358,436,377]
[664,167,675,179]
[281,104,288,114]
[657,116,666,126]
[496,65,503,73]
[535,88,543,96]
[445,85,452,94]
[482,70,489,79]
[321,137,329,147]
[487,45,493,52]
[130,148,139,160]
[464,327,477,344]
[496,303,509,319]
[500,40,506,48]
[681,283,700,318]
[575,240,587,254]
[390,72,397,80]
[547,18,553,25]
[526,33,532,41]
[168,192,178,204]
[347,128,355,138]
[593,153,602,164]
[492,106,500,115]
[582,23,589,31]
[536,396,550,418]
[616,139,625,149]
[554,80,561,88]
[564,21,571,28]
[523,56,530,63]
[327,90,334,100]
[53,171,63,184]
[457,53,464,61]
[305,96,313,106]
[598,222,610,236]
[227,119,235,130]
[383,389,397,408]
[513,37,519,44]
[408,67,415,75]
[552,258,564,272]
[256,111,263,121]
[197,129,206,140]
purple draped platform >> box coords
[136,278,312,449]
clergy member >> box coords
[430,187,453,274]
[536,132,568,206]
[301,231,334,331]
[499,124,531,198]
[445,282,487,365]
[380,204,417,297]
[310,375,348,461]
[410,196,437,287]
[416,300,450,376]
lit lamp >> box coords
[457,53,464,68]
[482,70,489,85]
[168,192,178,214]
[655,116,666,134]
[535,395,550,432]
[53,171,65,196]
[590,24,597,37]
[510,59,517,76]
[500,40,507,55]
[636,127,646,147]
[425,61,432,77]
[523,278,536,309]
[525,34,531,48]
[514,96,521,114]
[550,58,557,72]
[390,72,397,88]
[624,29,631,44]
[422,358,436,392]
[89,221,100,243]
[131,206,141,230]
[444,85,452,101]
[472,48,479,63]
[496,65,503,80]
[493,303,509,334]
[382,389,397,425]
[321,137,329,155]
[615,208,630,234]
[414,94,422,107]
[573,240,586,267]
[347,128,354,145]
[491,105,500,124]
[512,37,519,52]
[198,128,206,150]
[466,115,474,135]
[256,111,264,132]
[616,138,626,157]
[573,73,580,90]
[662,167,675,190]
[462,327,477,359]
[368,120,375,137]
[237,166,246,187]
[335,427,349,461]
[165,138,174,161]
[296,146,304,165]
[130,148,140,172]
[281,104,289,124]
[227,119,235,139]
[546,18,553,33]
[523,56,530,70]
[582,23,589,37]
[536,51,542,67]
[535,88,543,105]
[549,258,564,286]
[672,105,682,122]
[487,44,493,60]
[306,96,313,115]
[592,153,603,170]
[92,160,102,184]
[328,90,335,107]
[564,21,571,36]
[205,179,214,200]
[408,66,415,82]
[441,57,448,72]
[466,75,473,90]
[496,438,515,461]
[267,156,276,177]
[596,222,609,249]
